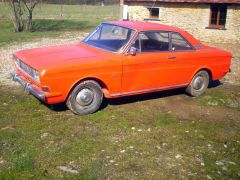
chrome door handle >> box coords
[168,56,176,59]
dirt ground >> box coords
[109,81,240,120]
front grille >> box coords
[14,56,40,83]
[19,61,34,78]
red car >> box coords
[11,21,232,115]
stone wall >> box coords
[127,3,240,44]
[126,2,240,84]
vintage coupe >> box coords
[11,21,231,115]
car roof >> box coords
[106,21,202,46]
[106,21,182,32]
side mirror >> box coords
[129,46,137,56]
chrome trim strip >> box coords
[110,83,188,97]
[11,71,45,101]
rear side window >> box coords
[171,33,192,51]
[140,32,169,52]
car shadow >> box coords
[44,80,222,112]
[43,102,68,112]
[104,80,222,107]
[106,88,185,107]
[208,80,222,88]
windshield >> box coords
[83,23,136,52]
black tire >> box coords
[185,70,210,97]
[66,80,103,115]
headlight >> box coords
[32,69,40,83]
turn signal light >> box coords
[41,86,51,92]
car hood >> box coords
[14,43,105,71]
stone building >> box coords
[122,0,240,83]
[124,0,240,44]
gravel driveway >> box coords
[0,32,85,86]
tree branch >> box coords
[22,0,30,12]
[31,0,37,10]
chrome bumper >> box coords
[11,71,45,101]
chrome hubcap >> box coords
[76,89,94,106]
[193,76,204,90]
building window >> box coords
[148,8,159,19]
[209,4,227,29]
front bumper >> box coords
[11,71,45,101]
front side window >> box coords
[171,33,192,51]
[138,32,169,52]
[84,24,135,52]
[209,4,227,29]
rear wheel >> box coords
[67,80,103,115]
[185,70,209,97]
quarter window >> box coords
[140,32,169,52]
[171,33,192,51]
[209,5,227,29]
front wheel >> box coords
[67,80,103,115]
[185,70,210,97]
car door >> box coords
[122,31,176,93]
[169,32,200,85]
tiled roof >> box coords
[125,0,240,3]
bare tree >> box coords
[22,0,37,31]
[9,0,24,32]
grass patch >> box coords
[0,2,9,19]
[0,3,119,46]
[197,88,240,110]
[155,113,177,127]
[0,19,100,46]
[33,4,119,20]
[0,3,119,20]
[32,19,100,32]
[0,85,240,178]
